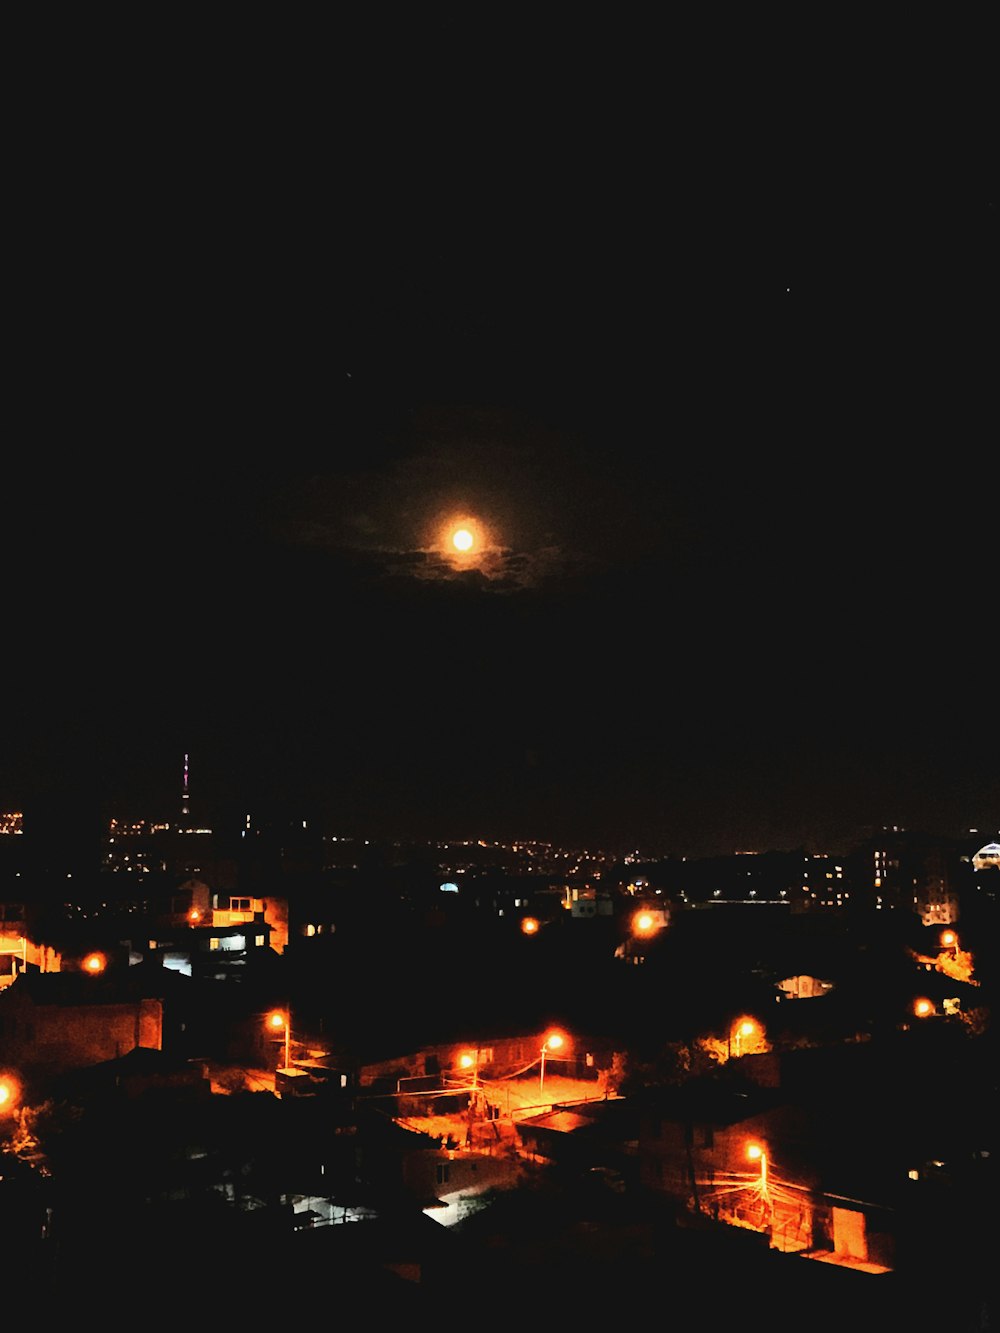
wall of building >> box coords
[0,994,163,1068]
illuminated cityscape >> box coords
[2,8,993,1326]
[1,766,997,1323]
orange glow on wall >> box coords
[832,1206,869,1262]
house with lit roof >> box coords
[971,841,1000,872]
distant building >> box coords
[971,841,1000,872]
[847,828,962,921]
[139,882,279,979]
[0,900,27,989]
[787,853,850,913]
[562,882,614,919]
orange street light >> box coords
[458,1049,480,1091]
[268,1009,291,1070]
[82,952,106,975]
[0,1074,19,1115]
[539,1030,565,1098]
[730,1018,758,1058]
[521,917,540,936]
[940,930,957,950]
[747,1141,769,1196]
[914,997,935,1018]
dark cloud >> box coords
[260,407,674,595]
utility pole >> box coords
[464,1046,480,1147]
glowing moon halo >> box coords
[438,515,487,562]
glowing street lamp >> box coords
[520,917,540,936]
[458,1049,480,1094]
[82,952,106,975]
[268,1009,291,1071]
[914,997,935,1018]
[539,1030,565,1098]
[633,911,657,936]
[0,1073,19,1120]
[747,1141,769,1202]
[729,1018,758,1059]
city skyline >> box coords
[1,745,996,866]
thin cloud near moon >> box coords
[266,412,612,593]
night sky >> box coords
[3,17,996,858]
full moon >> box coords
[452,528,474,552]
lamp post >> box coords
[747,1141,771,1227]
[539,1031,564,1098]
[458,1047,480,1098]
[459,1047,482,1145]
[268,1009,291,1071]
[747,1142,768,1191]
[729,1018,757,1059]
[460,1051,477,1086]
